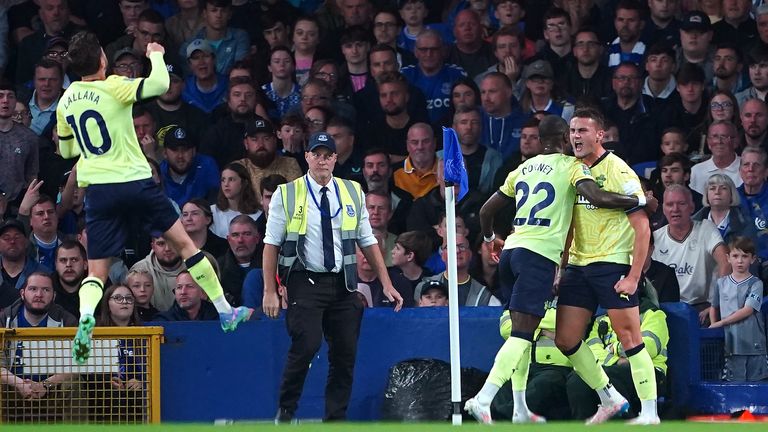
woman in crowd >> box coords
[293,16,322,85]
[209,163,261,238]
[181,198,230,257]
[692,174,755,245]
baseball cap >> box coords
[0,219,26,237]
[166,58,184,79]
[186,39,214,59]
[758,4,768,17]
[164,126,195,150]
[244,118,275,137]
[112,47,140,64]
[307,132,336,153]
[420,279,448,298]
[680,11,711,32]
[46,35,68,50]
[522,59,554,80]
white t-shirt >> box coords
[652,220,724,305]
[209,205,262,239]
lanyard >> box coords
[306,176,342,219]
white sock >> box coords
[475,382,500,406]
[512,390,530,415]
[597,383,624,406]
[640,399,657,418]
[212,296,233,315]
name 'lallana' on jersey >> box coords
[63,90,100,110]
[521,162,554,176]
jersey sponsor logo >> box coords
[426,98,450,110]
[755,217,767,231]
[668,262,694,275]
[575,194,598,210]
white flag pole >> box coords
[444,183,462,426]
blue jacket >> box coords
[182,74,228,114]
[160,154,220,207]
[481,108,526,159]
[738,183,768,259]
[180,28,250,75]
[401,63,466,126]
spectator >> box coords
[18,193,62,272]
[237,118,303,208]
[644,235,681,303]
[0,80,39,202]
[441,76,481,127]
[736,146,768,273]
[366,191,396,266]
[479,72,525,159]
[652,184,730,324]
[111,48,145,79]
[535,7,573,73]
[356,245,414,307]
[199,78,263,169]
[181,198,229,258]
[262,46,301,122]
[693,174,755,245]
[28,59,62,136]
[372,9,415,68]
[328,117,365,185]
[417,279,448,306]
[735,45,768,107]
[277,114,309,172]
[105,8,167,74]
[259,174,287,221]
[52,240,87,318]
[292,16,321,85]
[711,43,748,95]
[711,0,756,47]
[155,271,219,321]
[0,272,76,404]
[363,149,413,234]
[126,269,158,322]
[159,125,219,208]
[130,235,185,312]
[259,12,291,50]
[561,27,612,106]
[179,0,249,75]
[217,215,262,306]
[671,63,708,152]
[651,152,703,229]
[209,163,261,239]
[677,11,715,83]
[641,0,680,46]
[448,9,495,79]
[391,230,433,291]
[393,122,437,199]
[15,0,81,85]
[12,101,32,128]
[397,0,449,54]
[181,38,228,114]
[519,59,574,121]
[449,105,503,196]
[370,71,419,162]
[740,98,768,148]
[606,0,646,67]
[401,29,467,126]
[690,120,742,194]
[642,43,678,106]
[414,233,500,306]
[165,0,204,47]
[708,236,768,382]
[144,60,210,146]
[338,26,371,96]
[474,26,523,93]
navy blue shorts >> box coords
[84,179,179,259]
[558,263,639,312]
[498,248,557,318]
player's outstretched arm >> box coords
[576,180,640,209]
[139,42,170,101]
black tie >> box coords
[320,186,335,271]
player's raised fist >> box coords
[146,42,165,57]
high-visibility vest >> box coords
[278,175,363,292]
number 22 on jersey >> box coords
[513,181,555,227]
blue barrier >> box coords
[156,304,768,421]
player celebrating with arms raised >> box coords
[465,115,646,424]
[554,106,658,425]
[57,32,252,365]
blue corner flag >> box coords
[442,127,469,201]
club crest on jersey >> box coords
[595,174,606,188]
[346,205,355,217]
[441,83,452,95]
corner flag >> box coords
[442,127,469,201]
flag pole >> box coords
[444,181,462,426]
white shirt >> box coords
[209,205,262,239]
[689,156,742,195]
[264,174,377,273]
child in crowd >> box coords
[391,230,434,291]
[709,237,768,382]
[418,279,449,307]
[398,0,452,53]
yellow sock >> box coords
[627,344,657,401]
[487,336,532,388]
[185,251,230,313]
[510,345,531,391]
[78,277,104,317]
[566,342,609,390]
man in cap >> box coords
[0,220,48,309]
[159,125,219,207]
[677,11,715,82]
[182,38,228,114]
[111,48,145,78]
[145,59,210,145]
[263,131,403,422]
[236,118,303,209]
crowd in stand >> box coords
[0,0,766,399]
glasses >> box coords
[308,152,337,162]
[110,295,135,304]
[313,71,337,80]
[545,22,568,31]
[708,134,734,141]
[115,62,141,72]
[374,21,398,29]
[45,50,67,58]
[440,244,470,252]
[710,101,734,110]
[613,75,639,82]
[301,95,329,103]
[11,110,31,121]
[305,117,325,126]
